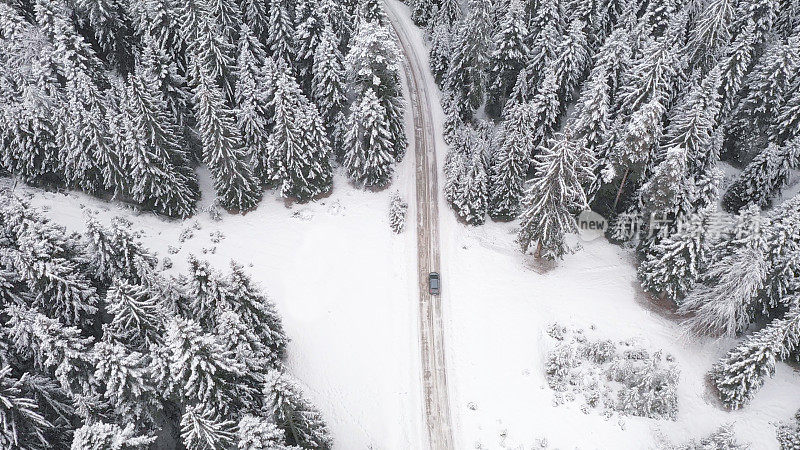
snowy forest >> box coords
[0,0,407,217]
[0,195,332,448]
[415,0,800,432]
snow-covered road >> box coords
[385,2,454,448]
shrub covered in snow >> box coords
[544,324,680,420]
[777,409,800,449]
[663,424,747,450]
[389,191,409,233]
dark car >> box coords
[429,272,440,295]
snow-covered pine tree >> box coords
[226,261,288,364]
[267,0,296,64]
[638,147,695,228]
[104,279,166,350]
[181,256,231,328]
[446,0,492,119]
[344,88,396,187]
[722,138,800,212]
[777,409,800,449]
[193,69,262,212]
[121,62,200,219]
[688,0,736,68]
[70,421,155,450]
[458,144,489,225]
[486,0,529,117]
[180,403,237,450]
[568,67,612,159]
[358,0,386,24]
[345,19,407,161]
[93,341,161,425]
[437,0,462,25]
[235,24,273,187]
[727,36,800,157]
[0,365,53,449]
[266,370,332,449]
[710,306,800,409]
[312,21,347,157]
[489,102,535,219]
[550,20,591,104]
[679,245,770,337]
[3,216,98,327]
[771,85,800,145]
[186,9,236,101]
[528,69,563,150]
[661,66,722,175]
[389,191,409,233]
[524,0,565,87]
[638,209,712,305]
[84,216,158,285]
[214,310,271,381]
[165,317,252,411]
[617,38,681,117]
[410,0,436,26]
[518,132,596,259]
[266,68,333,200]
[205,0,243,40]
[428,21,453,87]
[4,306,95,396]
[295,0,325,89]
[237,414,286,449]
[239,0,269,41]
[716,26,755,122]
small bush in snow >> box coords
[544,326,680,420]
[663,424,747,450]
[389,191,409,233]
[777,409,800,449]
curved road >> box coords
[384,3,454,449]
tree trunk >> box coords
[612,167,630,213]
[534,240,542,260]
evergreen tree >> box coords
[486,0,529,117]
[679,246,770,337]
[84,217,157,285]
[437,0,462,25]
[93,342,161,424]
[182,256,231,328]
[688,0,736,68]
[312,22,347,156]
[771,85,800,145]
[518,133,596,259]
[722,138,800,212]
[237,414,286,449]
[429,22,453,87]
[345,20,407,160]
[638,210,712,305]
[239,0,269,40]
[164,317,251,411]
[267,0,296,64]
[3,216,98,327]
[458,146,489,225]
[295,0,325,87]
[568,67,612,158]
[180,403,237,450]
[710,306,800,409]
[550,20,591,103]
[638,147,695,224]
[489,102,535,219]
[70,421,154,450]
[446,0,492,119]
[728,36,800,156]
[186,11,236,100]
[120,63,200,219]
[662,67,722,174]
[235,25,273,186]
[344,89,395,187]
[266,69,333,200]
[716,27,755,121]
[193,70,262,212]
[411,0,436,26]
[104,279,166,350]
[617,38,681,116]
[226,262,288,363]
[0,365,52,449]
[266,370,332,449]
